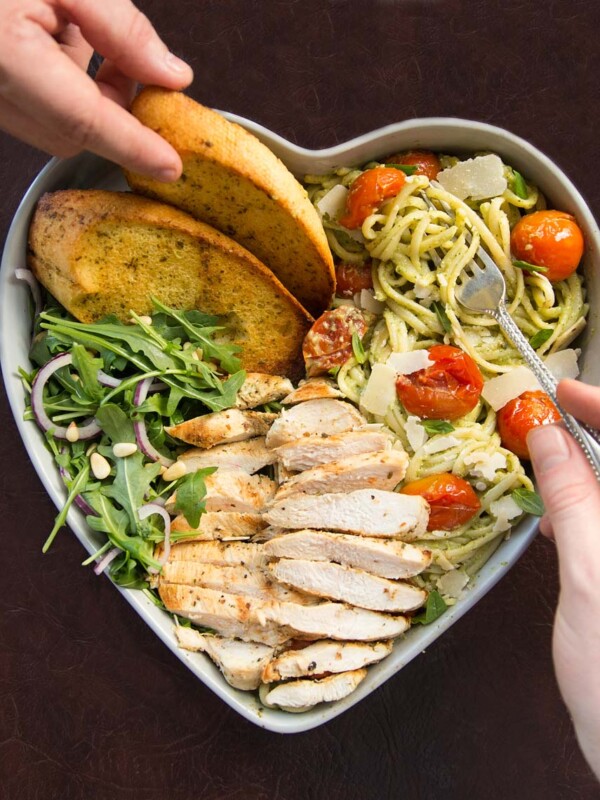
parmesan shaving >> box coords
[436,154,507,201]
[405,415,428,451]
[386,350,433,375]
[490,495,523,533]
[316,184,348,220]
[424,435,461,455]
[359,364,397,416]
[463,451,507,481]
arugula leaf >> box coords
[512,259,548,274]
[95,403,135,444]
[411,590,448,625]
[511,488,544,516]
[351,332,368,364]
[385,163,418,176]
[70,344,104,403]
[511,169,528,200]
[109,552,149,589]
[431,301,452,333]
[42,462,91,552]
[173,468,217,528]
[529,328,553,349]
[104,450,161,533]
[422,419,455,435]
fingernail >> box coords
[154,165,180,182]
[165,52,190,74]
[527,424,571,474]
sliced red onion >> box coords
[148,381,168,393]
[138,503,172,570]
[93,546,121,576]
[58,458,98,517]
[133,378,174,467]
[15,268,42,318]
[31,353,101,439]
[97,370,122,388]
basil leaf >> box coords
[512,259,548,274]
[174,468,217,528]
[529,328,553,349]
[431,301,451,333]
[384,163,418,176]
[422,419,455,435]
[411,590,448,626]
[351,332,368,364]
[511,488,545,516]
[511,169,528,200]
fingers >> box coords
[557,379,600,429]
[58,0,193,88]
[56,23,93,70]
[94,60,137,109]
[539,514,554,540]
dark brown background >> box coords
[1,1,600,797]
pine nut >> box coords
[66,422,79,443]
[138,315,153,326]
[113,442,138,458]
[193,348,203,361]
[162,461,187,482]
[90,452,111,480]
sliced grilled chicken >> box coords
[159,584,410,645]
[264,489,429,540]
[273,461,296,486]
[166,540,266,569]
[275,451,409,499]
[262,640,392,682]
[179,438,276,475]
[171,511,267,540]
[281,378,342,405]
[174,626,274,690]
[203,468,277,512]
[269,559,427,612]
[263,530,432,579]
[265,399,365,448]
[236,373,294,409]
[166,409,277,448]
[275,428,393,471]
[261,669,367,710]
[160,560,313,604]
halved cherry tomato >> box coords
[339,167,406,230]
[401,473,481,530]
[335,262,373,298]
[496,390,560,460]
[395,344,484,420]
[303,306,371,377]
[510,210,584,282]
[385,149,441,181]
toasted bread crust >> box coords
[28,189,312,378]
[125,88,335,317]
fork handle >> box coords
[492,304,600,481]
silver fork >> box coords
[421,192,600,480]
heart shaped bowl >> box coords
[2,117,599,734]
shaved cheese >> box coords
[414,284,433,300]
[490,495,523,533]
[463,451,507,481]
[436,154,507,201]
[316,184,348,219]
[359,363,397,416]
[437,569,469,599]
[424,435,461,454]
[405,415,428,451]
[357,289,386,314]
[386,350,433,375]
[544,348,580,381]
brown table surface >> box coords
[2,1,600,798]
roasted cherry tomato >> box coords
[385,149,441,181]
[401,473,481,531]
[496,390,560,460]
[339,167,406,229]
[335,262,373,298]
[303,306,371,377]
[395,344,484,420]
[510,210,584,282]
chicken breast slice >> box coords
[281,378,343,405]
[202,468,277,512]
[265,399,365,448]
[263,530,432,579]
[179,438,276,475]
[264,489,429,540]
[166,409,277,448]
[236,373,294,409]
[261,669,367,710]
[171,511,267,540]
[262,639,392,682]
[275,451,409,499]
[159,585,410,645]
[166,540,266,569]
[275,428,393,471]
[174,626,274,690]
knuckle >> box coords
[123,10,155,53]
[545,477,592,518]
[63,106,98,150]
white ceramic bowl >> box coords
[2,117,599,734]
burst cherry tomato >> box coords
[401,473,481,530]
[303,306,371,377]
[385,149,441,181]
[335,262,373,298]
[339,167,406,229]
[496,390,560,460]
[395,344,484,420]
[510,210,584,282]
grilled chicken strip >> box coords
[275,451,409,499]
[159,585,410,645]
[265,399,365,448]
[264,489,429,540]
[203,468,277,512]
[166,541,266,569]
[171,511,267,540]
[235,373,294,409]
[166,409,277,448]
[261,669,367,710]
[281,378,342,405]
[263,530,432,579]
[275,428,393,471]
[262,640,392,682]
[174,626,274,691]
[179,438,276,475]
[269,559,427,612]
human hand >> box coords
[527,378,600,778]
[0,0,193,180]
